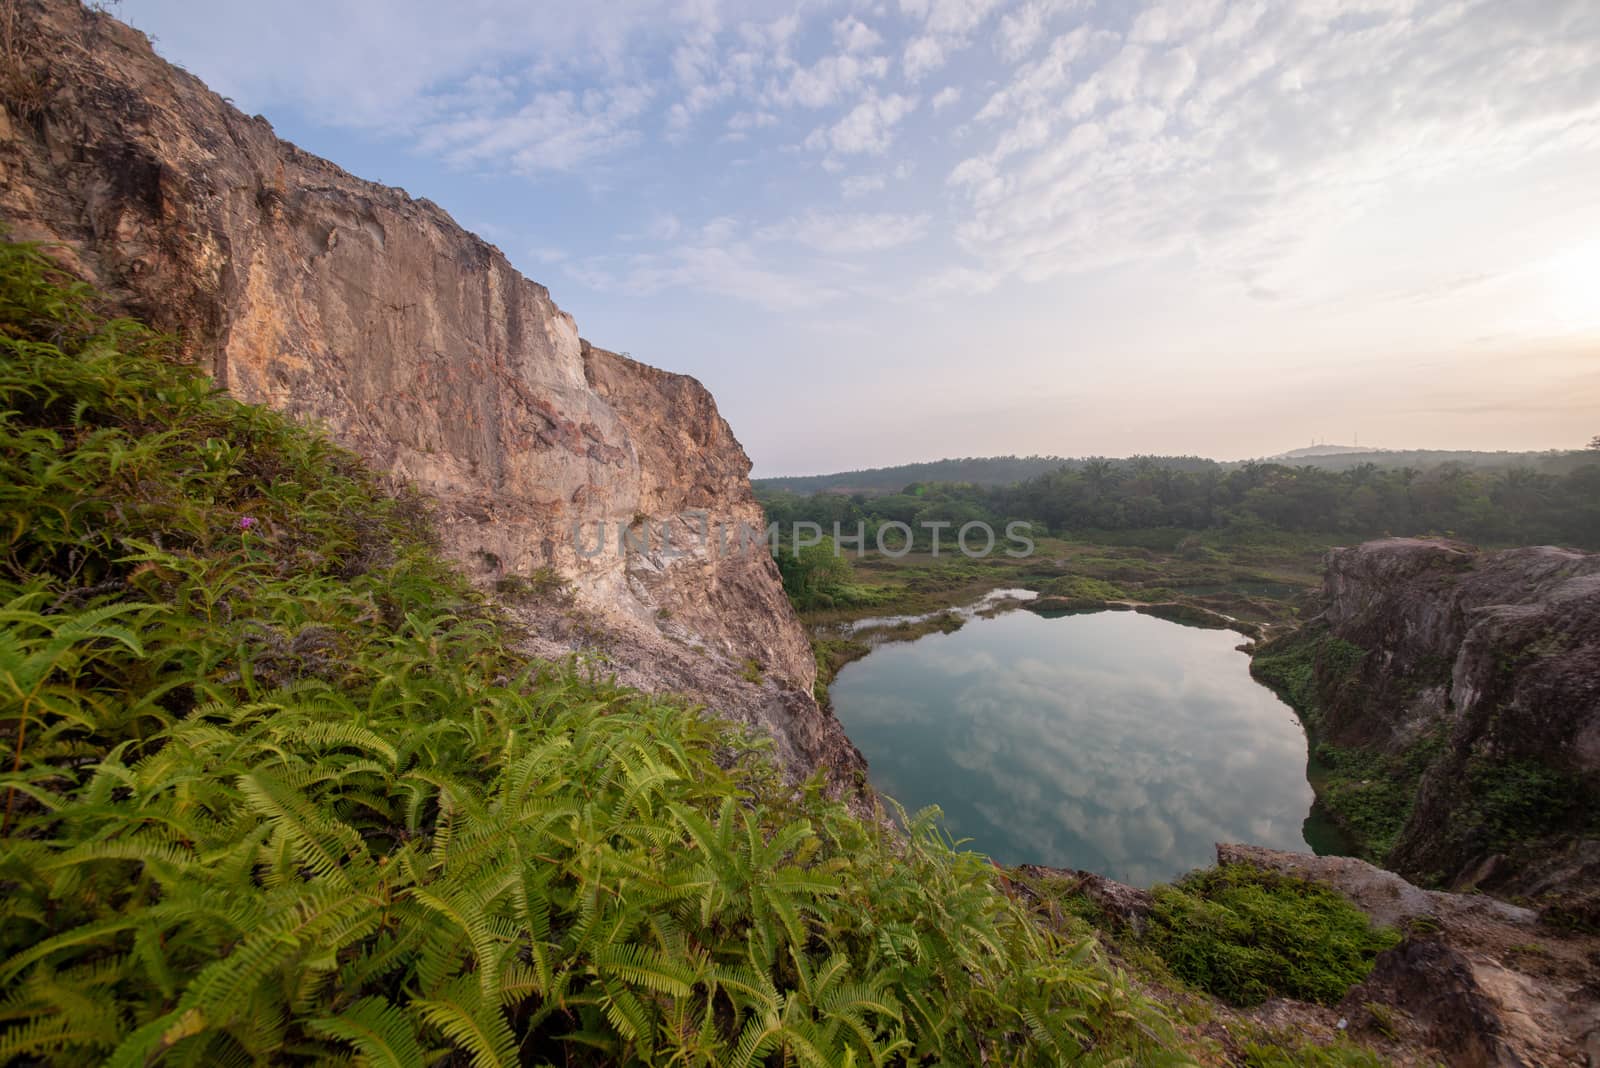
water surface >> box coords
[831,608,1319,886]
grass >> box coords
[1240,1035,1393,1067]
[1037,575,1127,601]
[796,531,1327,640]
[1141,864,1401,1008]
[794,531,1330,713]
[0,240,1192,1065]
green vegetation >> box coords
[492,566,571,605]
[1251,627,1444,860]
[1038,576,1127,601]
[1250,626,1368,733]
[1463,757,1590,853]
[1309,744,1428,860]
[789,533,1324,633]
[1141,865,1401,1008]
[756,455,1071,495]
[1010,866,1402,1064]
[807,632,867,707]
[788,532,1327,716]
[759,444,1600,550]
[806,612,970,710]
[0,242,1197,1064]
[1239,1036,1393,1067]
[773,542,895,612]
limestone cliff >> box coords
[0,0,858,778]
[1255,538,1600,916]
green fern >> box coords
[0,239,1183,1065]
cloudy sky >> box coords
[121,0,1600,475]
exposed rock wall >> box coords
[0,0,854,778]
[1270,538,1600,908]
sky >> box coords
[119,0,1600,476]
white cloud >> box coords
[899,0,1008,81]
[945,0,1600,302]
[996,2,1047,60]
[417,85,654,173]
[975,26,1101,121]
[1142,47,1197,104]
[834,16,883,54]
[727,109,777,130]
[124,0,1600,418]
[123,0,719,129]
[760,211,931,253]
[903,35,947,80]
[919,0,1006,37]
[566,207,931,309]
[841,173,888,197]
[1128,0,1222,45]
[1095,44,1146,103]
[647,214,683,241]
[723,109,778,140]
[768,52,891,108]
[807,92,919,156]
[567,244,842,311]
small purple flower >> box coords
[238,516,258,531]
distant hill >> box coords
[754,456,1071,495]
[1271,445,1383,459]
[759,449,1596,496]
[1258,448,1591,473]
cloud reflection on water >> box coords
[832,609,1314,886]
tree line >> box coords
[759,453,1600,550]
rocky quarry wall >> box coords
[0,0,860,779]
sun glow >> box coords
[1539,241,1600,331]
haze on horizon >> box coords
[120,0,1600,477]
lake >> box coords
[831,606,1328,886]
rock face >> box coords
[1220,844,1600,1068]
[1264,538,1600,911]
[1022,844,1600,1066]
[0,0,857,779]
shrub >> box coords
[493,566,571,605]
[1465,757,1585,849]
[1039,575,1126,601]
[1142,863,1400,1007]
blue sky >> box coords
[120,0,1600,475]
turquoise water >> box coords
[831,608,1321,886]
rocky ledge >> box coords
[1025,845,1600,1067]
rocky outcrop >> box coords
[1220,844,1600,1068]
[1256,538,1600,910]
[0,0,857,779]
[1021,843,1600,1066]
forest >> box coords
[759,452,1600,553]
